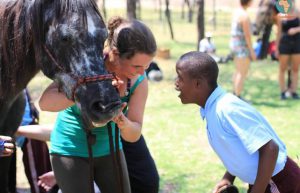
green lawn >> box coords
[26,8,300,193]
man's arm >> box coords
[250,140,279,193]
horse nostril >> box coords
[90,101,121,113]
[91,102,105,112]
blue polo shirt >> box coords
[200,86,287,184]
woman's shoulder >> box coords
[130,74,146,87]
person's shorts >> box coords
[279,34,300,54]
[230,36,250,58]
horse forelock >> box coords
[53,0,104,28]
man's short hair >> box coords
[177,51,219,88]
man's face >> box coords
[175,64,196,104]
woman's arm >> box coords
[241,14,256,60]
[39,82,74,112]
[113,77,148,142]
[288,26,300,35]
[250,140,279,193]
[16,124,53,141]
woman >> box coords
[276,0,300,100]
[39,16,158,193]
[230,0,256,100]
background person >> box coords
[230,0,256,100]
[275,0,300,100]
[198,32,230,64]
[145,61,163,82]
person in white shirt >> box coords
[199,32,222,63]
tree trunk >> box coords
[212,0,216,30]
[127,0,137,20]
[136,0,141,19]
[196,0,205,50]
[165,0,174,40]
[181,0,186,19]
[181,0,193,22]
[158,0,163,20]
[102,0,107,20]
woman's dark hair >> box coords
[107,16,157,59]
[240,0,252,6]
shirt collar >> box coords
[200,86,225,119]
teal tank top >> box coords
[50,74,146,157]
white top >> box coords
[199,38,216,54]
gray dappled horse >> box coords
[0,0,122,192]
[253,0,276,59]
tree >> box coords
[127,0,137,20]
[196,0,205,50]
[181,0,193,23]
[165,0,174,40]
[102,0,107,20]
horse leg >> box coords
[0,92,25,193]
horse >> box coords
[253,0,276,59]
[0,0,122,192]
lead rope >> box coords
[82,115,96,193]
[86,130,96,193]
[107,122,124,193]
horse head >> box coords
[32,0,121,126]
[253,0,276,36]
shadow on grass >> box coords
[245,78,295,108]
[159,174,190,193]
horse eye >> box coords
[61,35,72,43]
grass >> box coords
[23,7,300,193]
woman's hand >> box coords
[0,136,15,157]
[112,103,128,129]
[112,78,124,89]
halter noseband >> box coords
[43,45,118,101]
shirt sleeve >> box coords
[221,104,273,155]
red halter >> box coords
[43,45,118,101]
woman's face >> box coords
[118,53,154,79]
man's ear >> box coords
[195,78,203,87]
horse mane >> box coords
[0,0,32,93]
[0,0,103,94]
